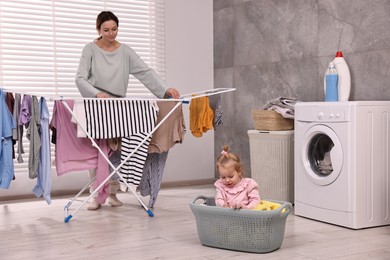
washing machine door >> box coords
[302,124,343,186]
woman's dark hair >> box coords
[96,11,119,30]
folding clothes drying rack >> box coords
[58,88,236,223]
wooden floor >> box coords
[1,184,390,260]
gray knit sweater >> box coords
[75,42,167,98]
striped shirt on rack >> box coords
[73,99,158,139]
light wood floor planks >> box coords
[1,184,390,260]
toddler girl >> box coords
[214,146,261,209]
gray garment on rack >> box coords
[26,96,41,179]
[208,94,223,128]
[139,151,169,208]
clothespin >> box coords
[181,98,190,104]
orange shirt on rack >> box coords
[189,96,214,137]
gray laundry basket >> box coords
[190,196,292,253]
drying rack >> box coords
[58,88,236,222]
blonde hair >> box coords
[216,145,242,174]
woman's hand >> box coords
[96,92,111,98]
[165,88,180,99]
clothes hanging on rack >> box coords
[51,100,104,175]
[120,133,152,185]
[51,100,111,203]
[208,94,224,129]
[5,93,16,181]
[0,91,53,201]
[148,101,186,153]
[72,99,158,139]
[138,101,186,207]
[32,97,51,204]
[13,93,24,163]
[5,93,16,160]
[189,96,214,137]
[72,99,159,187]
[19,94,32,127]
[139,151,169,208]
[0,90,16,189]
[55,88,236,221]
[27,96,41,179]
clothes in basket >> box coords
[190,196,292,254]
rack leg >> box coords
[117,178,154,217]
[64,177,95,222]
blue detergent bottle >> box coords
[324,61,338,102]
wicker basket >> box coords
[251,110,294,131]
[190,196,292,254]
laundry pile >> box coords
[262,97,299,119]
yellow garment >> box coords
[253,200,284,212]
[189,96,214,137]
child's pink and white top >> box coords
[214,178,261,209]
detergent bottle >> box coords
[324,61,338,102]
[333,51,351,101]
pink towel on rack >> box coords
[51,100,110,203]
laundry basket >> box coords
[190,196,292,254]
[248,130,295,203]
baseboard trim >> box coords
[160,178,215,188]
[0,179,215,202]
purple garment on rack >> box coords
[19,94,32,127]
[13,93,24,163]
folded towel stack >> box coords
[262,97,299,119]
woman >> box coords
[75,11,180,210]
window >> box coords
[0,0,166,173]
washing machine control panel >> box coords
[295,103,352,122]
[316,107,347,122]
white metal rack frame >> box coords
[55,88,235,222]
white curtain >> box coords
[0,0,166,173]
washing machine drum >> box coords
[302,125,343,186]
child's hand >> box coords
[232,202,250,209]
[240,204,249,210]
[231,202,243,209]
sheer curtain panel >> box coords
[0,0,166,173]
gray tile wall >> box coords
[213,0,390,178]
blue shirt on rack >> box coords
[32,97,52,204]
[0,90,16,189]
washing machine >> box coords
[295,101,390,229]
